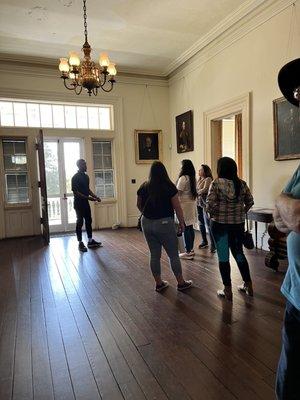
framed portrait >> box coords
[273,97,300,161]
[134,130,162,164]
[176,110,194,153]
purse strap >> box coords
[245,213,250,231]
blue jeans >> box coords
[142,216,182,277]
[197,206,215,249]
[211,221,251,286]
[183,225,195,253]
[276,300,300,400]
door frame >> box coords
[44,136,84,233]
[203,92,251,186]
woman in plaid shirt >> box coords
[206,157,254,301]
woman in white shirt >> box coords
[176,160,197,260]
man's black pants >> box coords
[74,201,92,242]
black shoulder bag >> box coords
[242,214,254,249]
[137,196,150,231]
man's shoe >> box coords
[179,252,194,260]
[87,239,102,249]
[79,242,88,252]
[237,282,254,297]
[177,280,193,291]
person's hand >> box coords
[178,222,185,235]
[95,197,101,203]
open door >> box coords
[36,129,50,244]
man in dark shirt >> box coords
[71,159,101,252]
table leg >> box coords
[255,221,258,249]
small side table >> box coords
[247,208,274,249]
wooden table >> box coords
[247,207,274,249]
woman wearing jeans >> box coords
[196,164,215,252]
[137,161,192,292]
[176,160,197,260]
[206,157,254,301]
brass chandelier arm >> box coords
[63,78,77,91]
[99,80,114,93]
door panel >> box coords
[36,129,50,244]
[44,137,83,233]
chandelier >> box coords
[58,0,117,96]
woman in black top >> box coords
[137,161,192,292]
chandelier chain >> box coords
[83,0,88,42]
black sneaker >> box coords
[198,242,208,249]
[155,281,169,292]
[79,242,88,252]
[177,280,193,291]
[87,239,102,249]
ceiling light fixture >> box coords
[58,0,117,96]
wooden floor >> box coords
[0,229,287,400]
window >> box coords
[92,141,114,199]
[2,139,30,204]
[0,100,113,130]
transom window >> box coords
[0,100,113,130]
[92,141,114,199]
[2,138,30,204]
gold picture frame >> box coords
[134,129,162,164]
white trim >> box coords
[203,92,251,186]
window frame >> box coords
[1,137,32,207]
[92,139,116,201]
[0,99,114,131]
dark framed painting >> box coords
[273,97,300,161]
[134,129,162,164]
[176,110,194,153]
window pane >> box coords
[13,103,27,126]
[92,142,102,156]
[53,105,65,128]
[95,172,104,186]
[102,142,111,154]
[6,175,17,189]
[76,107,88,129]
[0,102,14,126]
[65,106,77,128]
[95,185,105,198]
[93,155,103,169]
[14,141,26,154]
[104,170,113,184]
[17,173,28,187]
[7,188,18,203]
[27,103,40,127]
[18,188,29,202]
[48,197,62,225]
[105,185,114,198]
[44,142,60,196]
[63,141,81,193]
[4,156,15,170]
[3,141,14,155]
[99,107,111,130]
[103,155,112,168]
[40,104,53,127]
[88,107,99,129]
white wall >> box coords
[0,68,170,237]
[169,5,300,209]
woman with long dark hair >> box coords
[176,159,197,260]
[206,157,254,301]
[196,164,216,252]
[137,161,192,292]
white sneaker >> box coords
[179,252,194,260]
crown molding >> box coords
[168,0,295,82]
[0,57,169,87]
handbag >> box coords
[137,196,150,231]
[242,214,254,249]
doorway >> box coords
[44,138,84,233]
[210,113,242,177]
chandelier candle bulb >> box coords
[107,63,117,76]
[59,58,70,73]
[69,52,81,67]
[99,52,110,68]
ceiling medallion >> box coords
[58,0,117,96]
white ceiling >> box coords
[0,0,252,75]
